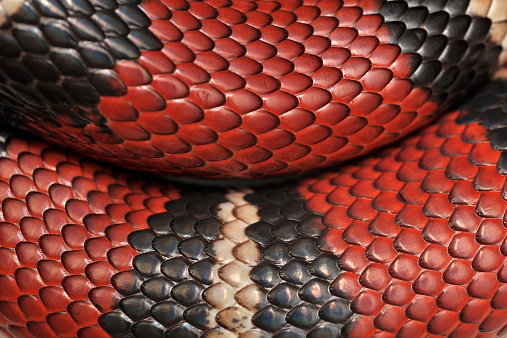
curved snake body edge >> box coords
[0,0,506,337]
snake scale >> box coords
[0,0,506,337]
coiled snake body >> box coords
[0,0,506,337]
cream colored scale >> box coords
[201,189,267,337]
[470,0,507,65]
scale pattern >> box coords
[1,77,507,337]
[295,90,507,336]
[0,134,180,337]
[0,0,503,178]
[469,0,507,64]
[101,187,355,337]
[477,76,507,175]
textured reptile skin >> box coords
[0,0,504,178]
[1,0,507,337]
[0,75,507,337]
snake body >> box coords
[0,0,506,178]
[0,0,507,337]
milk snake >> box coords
[0,0,506,337]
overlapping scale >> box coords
[0,0,504,178]
[0,74,507,336]
[0,133,179,337]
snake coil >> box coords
[0,1,506,337]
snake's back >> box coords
[0,1,507,337]
[0,0,505,178]
[0,75,506,337]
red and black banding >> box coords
[0,135,181,338]
[1,75,507,336]
[100,186,355,337]
[294,80,507,336]
[471,80,507,174]
[0,0,502,178]
[100,189,232,337]
[242,188,355,337]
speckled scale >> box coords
[0,0,503,178]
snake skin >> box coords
[0,75,506,337]
[1,0,507,337]
[0,0,504,178]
